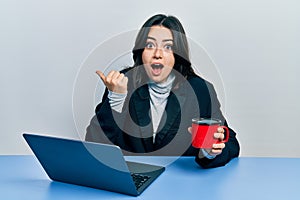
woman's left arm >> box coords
[195,82,240,168]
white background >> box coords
[1,0,299,157]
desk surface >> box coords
[1,155,299,200]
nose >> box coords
[153,47,163,59]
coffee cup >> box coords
[191,118,229,148]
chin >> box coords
[150,76,165,83]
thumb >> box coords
[96,70,106,83]
[187,127,192,134]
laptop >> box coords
[23,133,165,196]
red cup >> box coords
[191,118,229,148]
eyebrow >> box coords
[147,36,173,43]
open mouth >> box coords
[151,63,164,69]
[150,63,164,76]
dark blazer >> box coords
[85,69,240,168]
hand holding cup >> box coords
[189,118,229,157]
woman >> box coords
[85,14,240,168]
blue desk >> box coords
[1,155,299,200]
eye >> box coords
[164,44,173,51]
[145,42,155,49]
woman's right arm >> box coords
[85,70,129,146]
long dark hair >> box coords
[131,14,196,88]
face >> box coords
[142,25,175,83]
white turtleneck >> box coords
[148,73,175,142]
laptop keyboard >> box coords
[131,173,151,189]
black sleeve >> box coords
[85,88,128,148]
[85,114,112,144]
[195,82,240,168]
